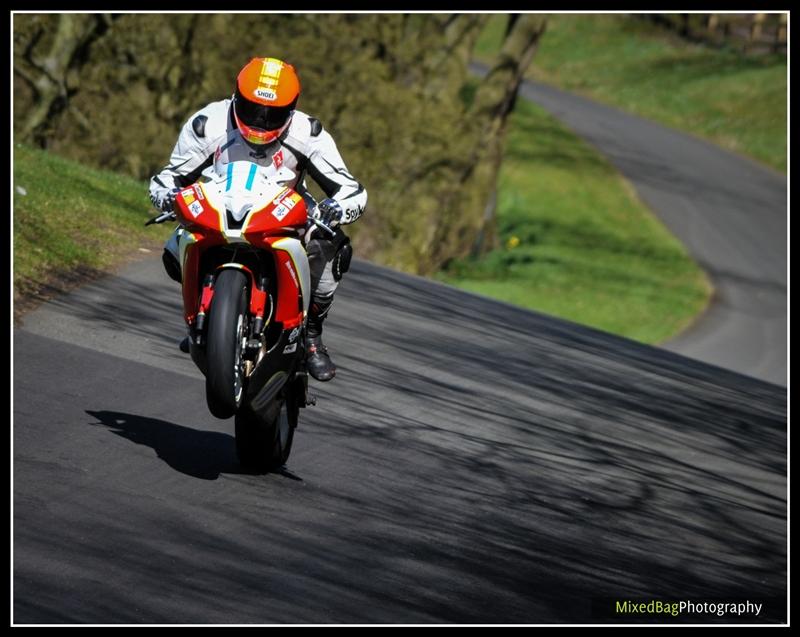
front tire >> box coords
[205,269,249,419]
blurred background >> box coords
[13,12,788,345]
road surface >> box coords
[13,257,787,623]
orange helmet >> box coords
[233,57,301,146]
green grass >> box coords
[13,144,170,307]
[436,98,712,345]
[476,14,787,172]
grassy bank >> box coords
[13,144,170,316]
[436,97,712,345]
[476,14,787,173]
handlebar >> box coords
[145,211,176,226]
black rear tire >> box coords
[205,269,249,419]
[235,396,298,473]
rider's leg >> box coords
[163,226,183,283]
[305,229,352,381]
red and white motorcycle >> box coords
[147,161,332,472]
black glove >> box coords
[314,198,344,228]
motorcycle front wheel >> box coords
[205,268,249,419]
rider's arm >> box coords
[149,106,222,212]
[305,127,367,225]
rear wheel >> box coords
[206,269,249,419]
[235,395,298,473]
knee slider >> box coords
[162,249,182,283]
[332,240,352,282]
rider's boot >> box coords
[306,295,336,382]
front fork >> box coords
[191,266,271,351]
[190,265,315,410]
[192,273,215,346]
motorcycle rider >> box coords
[149,57,367,382]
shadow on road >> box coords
[87,410,239,480]
[86,410,301,481]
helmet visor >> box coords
[234,112,291,145]
[234,87,297,132]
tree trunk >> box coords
[15,14,116,147]
[456,14,547,262]
[419,14,492,97]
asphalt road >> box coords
[13,256,787,624]
[511,75,788,387]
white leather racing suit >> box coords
[149,99,367,298]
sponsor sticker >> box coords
[255,88,277,101]
[272,150,284,169]
[282,342,298,355]
[189,201,204,218]
[193,184,205,200]
[271,187,289,206]
[288,327,300,343]
[272,191,300,210]
[272,204,289,221]
[181,190,195,204]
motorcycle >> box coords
[146,160,333,472]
